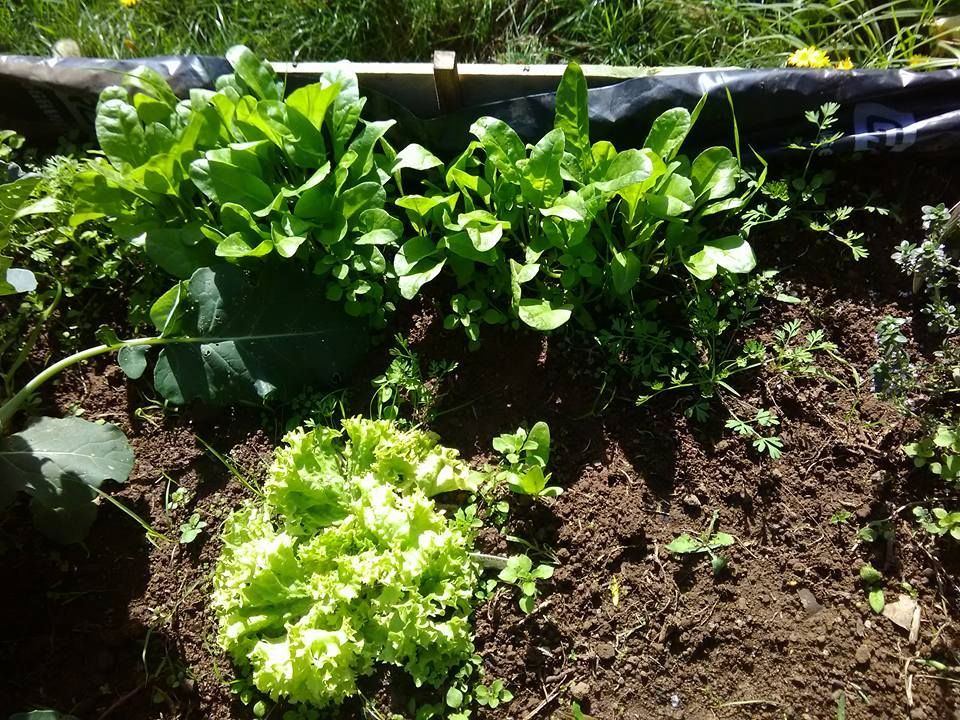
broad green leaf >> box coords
[391,143,443,173]
[517,297,572,331]
[125,65,179,107]
[150,280,190,336]
[286,81,340,129]
[13,195,62,220]
[226,45,281,101]
[643,107,692,160]
[323,65,364,155]
[859,564,883,585]
[0,175,40,229]
[868,588,885,614]
[215,232,273,258]
[666,534,702,554]
[398,257,446,300]
[465,224,503,252]
[96,98,146,167]
[347,120,394,181]
[593,148,654,193]
[692,146,738,202]
[531,564,554,579]
[118,345,149,380]
[610,248,642,294]
[683,235,755,281]
[446,688,464,709]
[340,182,385,219]
[190,158,274,209]
[540,191,586,221]
[396,193,457,218]
[470,117,525,182]
[0,259,37,295]
[510,259,540,308]
[394,235,437,275]
[527,421,551,466]
[446,231,497,264]
[0,417,134,543]
[707,531,736,549]
[554,62,591,173]
[355,228,397,246]
[154,265,367,405]
[519,129,564,207]
[647,173,695,217]
[144,224,215,279]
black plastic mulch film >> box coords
[2,53,959,159]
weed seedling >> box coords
[666,510,736,575]
[179,513,207,544]
[859,564,885,613]
[372,334,457,424]
[474,679,513,708]
[725,408,784,459]
[572,703,596,720]
[498,554,554,613]
[857,519,893,545]
[913,507,960,540]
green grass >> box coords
[1,0,959,68]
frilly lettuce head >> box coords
[212,417,481,709]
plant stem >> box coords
[0,334,194,430]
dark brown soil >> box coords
[2,157,959,720]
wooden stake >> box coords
[433,50,462,114]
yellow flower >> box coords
[786,46,832,69]
[835,58,854,70]
[909,54,929,67]
[119,0,138,7]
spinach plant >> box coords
[492,421,562,497]
[394,62,759,340]
[75,47,407,328]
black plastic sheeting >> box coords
[3,53,960,159]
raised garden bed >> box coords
[1,48,958,720]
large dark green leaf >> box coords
[0,417,134,543]
[144,223,215,279]
[153,264,368,405]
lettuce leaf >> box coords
[212,417,482,709]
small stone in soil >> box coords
[570,681,590,700]
[681,493,702,512]
[855,643,872,666]
[797,588,824,615]
[596,641,616,660]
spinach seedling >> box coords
[180,513,207,544]
[666,510,736,575]
[498,554,554,613]
[493,421,562,497]
[859,564,885,613]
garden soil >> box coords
[2,156,959,720]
